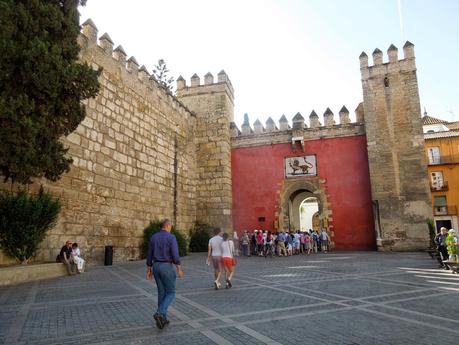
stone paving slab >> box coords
[1,252,458,345]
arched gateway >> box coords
[278,178,331,239]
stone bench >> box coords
[0,262,68,286]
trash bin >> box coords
[104,245,113,266]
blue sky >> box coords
[80,0,459,127]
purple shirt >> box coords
[146,229,181,266]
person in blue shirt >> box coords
[277,231,287,256]
[146,219,184,329]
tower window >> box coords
[384,77,389,87]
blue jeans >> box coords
[242,244,249,256]
[152,262,176,319]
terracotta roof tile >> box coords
[422,115,447,125]
[424,130,459,139]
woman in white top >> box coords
[221,233,235,288]
[71,243,85,273]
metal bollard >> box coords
[104,245,113,266]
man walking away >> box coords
[147,219,184,329]
[208,227,224,289]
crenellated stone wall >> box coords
[231,106,365,148]
[360,42,431,250]
[176,71,234,232]
[1,20,200,263]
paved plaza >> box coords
[1,252,458,345]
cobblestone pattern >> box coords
[1,252,458,345]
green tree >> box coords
[152,59,174,92]
[0,0,100,184]
[0,188,61,264]
[189,221,213,252]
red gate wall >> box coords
[231,135,376,250]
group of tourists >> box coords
[57,240,85,275]
[236,229,330,257]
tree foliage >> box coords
[0,0,100,184]
[0,187,61,263]
[141,220,188,258]
[189,221,212,252]
[152,59,174,92]
[426,218,436,249]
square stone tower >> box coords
[176,71,234,232]
[360,42,432,250]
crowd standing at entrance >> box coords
[238,229,330,257]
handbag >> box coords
[230,242,237,266]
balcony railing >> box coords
[428,155,459,165]
[433,205,457,216]
[430,181,449,192]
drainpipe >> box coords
[373,200,382,246]
[173,135,178,228]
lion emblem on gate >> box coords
[289,156,313,175]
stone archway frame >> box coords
[278,177,333,238]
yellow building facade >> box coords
[423,115,459,230]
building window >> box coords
[384,77,389,87]
[431,171,444,190]
[434,195,447,206]
[434,195,447,215]
[427,147,441,164]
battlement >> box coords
[79,19,194,117]
[231,106,365,148]
[176,71,234,105]
[360,42,416,81]
[231,105,361,139]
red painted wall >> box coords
[231,135,376,250]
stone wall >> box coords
[1,20,198,263]
[360,43,431,250]
[176,72,234,232]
